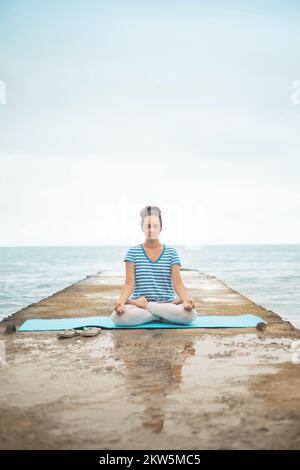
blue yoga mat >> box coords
[18,314,266,331]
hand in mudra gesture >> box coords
[114,300,125,315]
[183,299,195,311]
[171,297,195,310]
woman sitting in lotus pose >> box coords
[111,205,198,326]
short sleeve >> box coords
[171,248,181,266]
[123,247,135,263]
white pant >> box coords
[110,301,198,326]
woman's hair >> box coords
[140,205,162,230]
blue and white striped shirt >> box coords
[123,244,182,302]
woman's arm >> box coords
[171,265,195,310]
[117,262,135,304]
[118,283,134,304]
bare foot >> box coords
[127,296,149,309]
[171,297,183,305]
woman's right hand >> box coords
[114,300,125,315]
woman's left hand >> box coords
[183,299,195,311]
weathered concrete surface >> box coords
[0,269,300,449]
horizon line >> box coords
[1,243,300,248]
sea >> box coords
[0,245,299,328]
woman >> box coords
[110,205,198,326]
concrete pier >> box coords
[0,269,299,449]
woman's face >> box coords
[142,215,161,240]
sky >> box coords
[0,0,300,246]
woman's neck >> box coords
[143,239,162,249]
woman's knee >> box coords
[110,310,124,325]
[178,307,198,324]
[110,308,134,325]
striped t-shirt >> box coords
[123,244,182,302]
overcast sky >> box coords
[0,0,299,246]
